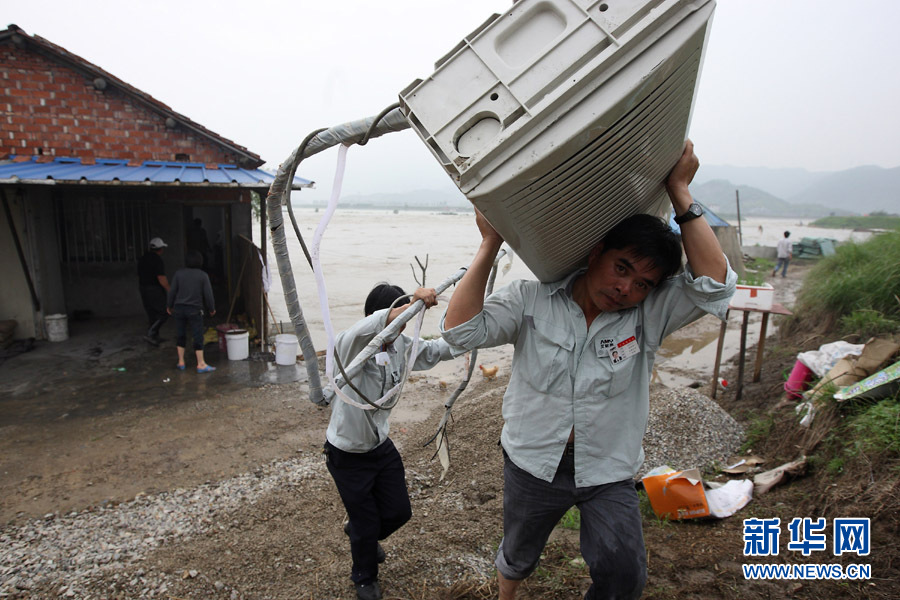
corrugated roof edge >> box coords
[0,156,313,190]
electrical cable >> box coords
[282,127,327,270]
[358,102,401,146]
[332,293,413,410]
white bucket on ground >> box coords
[45,313,69,342]
[225,329,249,361]
[275,334,298,365]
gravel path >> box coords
[1,382,744,599]
[1,457,323,599]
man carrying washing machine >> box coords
[442,141,736,599]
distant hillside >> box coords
[694,165,828,199]
[788,166,900,215]
[690,180,851,218]
[696,164,900,215]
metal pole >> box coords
[735,189,743,246]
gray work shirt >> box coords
[325,308,460,453]
[441,262,737,486]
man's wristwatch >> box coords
[674,202,703,225]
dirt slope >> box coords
[4,262,898,599]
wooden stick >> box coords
[753,311,770,382]
[226,250,251,324]
[710,310,729,399]
[736,311,750,401]
[263,292,283,335]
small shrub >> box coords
[557,507,580,530]
[740,414,775,453]
[637,490,670,527]
[738,272,768,286]
[848,398,900,457]
[745,257,775,272]
[637,489,655,520]
[826,457,845,476]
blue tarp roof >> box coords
[668,200,730,233]
[0,156,312,190]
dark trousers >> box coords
[140,285,168,337]
[173,305,204,349]
[497,451,647,600]
[324,438,412,585]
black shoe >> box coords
[355,581,382,600]
[343,521,386,563]
[143,335,160,347]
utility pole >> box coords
[735,189,743,246]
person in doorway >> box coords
[167,251,216,373]
[773,231,792,278]
[323,284,461,600]
[441,141,736,600]
[186,218,211,270]
[137,237,170,346]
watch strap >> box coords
[674,203,702,225]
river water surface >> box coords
[260,207,869,387]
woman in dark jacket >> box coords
[167,251,216,373]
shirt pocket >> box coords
[609,357,638,397]
[527,317,574,391]
[593,338,637,398]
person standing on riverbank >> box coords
[442,140,736,599]
[137,237,170,346]
[167,251,216,373]
[773,231,792,277]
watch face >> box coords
[675,203,702,224]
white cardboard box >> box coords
[730,283,774,311]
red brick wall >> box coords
[1,44,245,165]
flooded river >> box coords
[261,207,867,387]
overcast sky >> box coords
[7,0,900,202]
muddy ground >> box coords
[2,261,898,599]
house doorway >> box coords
[183,204,230,313]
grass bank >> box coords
[788,231,900,337]
[811,214,900,231]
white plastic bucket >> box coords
[45,313,69,342]
[274,334,298,366]
[225,329,249,361]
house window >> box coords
[56,194,151,264]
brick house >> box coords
[0,24,310,342]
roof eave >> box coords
[0,178,312,190]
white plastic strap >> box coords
[310,144,348,381]
[310,143,428,411]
